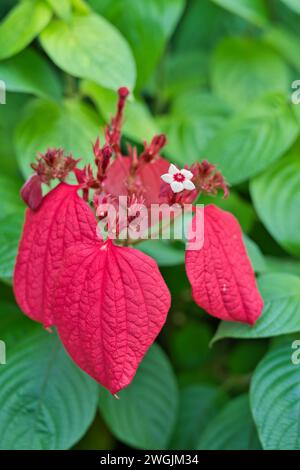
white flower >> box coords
[161,164,195,193]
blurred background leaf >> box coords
[99,343,178,450]
[1,0,300,451]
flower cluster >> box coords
[14,88,263,394]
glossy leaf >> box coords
[205,94,298,184]
[0,211,23,284]
[212,273,300,342]
[0,48,61,99]
[171,385,228,449]
[90,0,184,87]
[0,330,98,450]
[99,343,178,449]
[159,92,229,166]
[15,98,101,178]
[211,0,268,26]
[250,336,300,449]
[0,0,52,60]
[198,394,261,450]
[212,37,290,111]
[251,150,300,257]
[40,13,136,91]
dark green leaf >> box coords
[138,240,185,267]
[171,385,228,449]
[243,234,266,273]
[198,394,261,450]
[211,0,268,27]
[0,211,23,284]
[0,330,99,449]
[279,0,300,15]
[250,336,300,449]
[212,273,300,342]
[99,343,178,450]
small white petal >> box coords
[181,169,193,180]
[171,181,184,193]
[161,173,173,183]
[183,179,196,191]
[169,164,179,175]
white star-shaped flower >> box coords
[161,164,195,193]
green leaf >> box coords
[211,37,290,111]
[46,0,72,20]
[0,301,39,348]
[0,211,23,284]
[250,150,300,257]
[205,94,299,185]
[159,91,229,166]
[0,93,31,177]
[264,256,300,277]
[174,0,250,52]
[0,48,62,99]
[138,240,185,267]
[99,343,178,450]
[212,273,300,342]
[89,0,184,87]
[40,13,136,91]
[250,336,300,449]
[158,51,209,101]
[279,0,300,15]
[0,0,52,60]
[198,394,261,450]
[170,321,213,370]
[211,0,269,27]
[171,385,228,450]
[15,98,101,178]
[0,330,98,450]
[0,174,23,218]
[243,234,266,273]
[81,80,159,143]
[264,27,300,74]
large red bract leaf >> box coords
[13,183,97,327]
[53,240,171,394]
[104,156,170,206]
[185,204,263,324]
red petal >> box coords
[104,156,170,206]
[54,240,171,394]
[13,183,97,327]
[185,204,263,324]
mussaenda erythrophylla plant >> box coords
[13,87,263,394]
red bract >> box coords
[14,86,263,394]
[185,205,263,324]
[14,183,97,327]
[104,156,170,206]
[53,240,170,394]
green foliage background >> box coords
[1,0,300,450]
